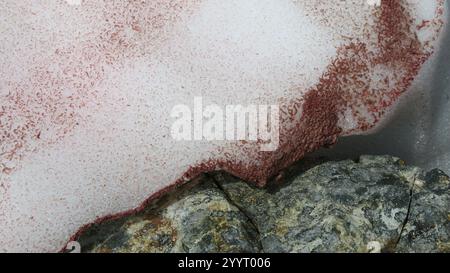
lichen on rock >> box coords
[79,156,450,253]
[79,176,261,253]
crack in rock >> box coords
[209,173,263,245]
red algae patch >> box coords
[0,0,446,252]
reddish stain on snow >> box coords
[63,0,444,250]
[0,1,444,251]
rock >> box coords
[396,169,450,253]
[215,155,450,253]
[78,156,450,253]
[78,176,261,253]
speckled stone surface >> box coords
[78,176,261,253]
[78,156,450,253]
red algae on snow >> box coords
[0,0,447,252]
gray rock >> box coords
[78,156,450,253]
[396,169,450,252]
[78,176,261,253]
